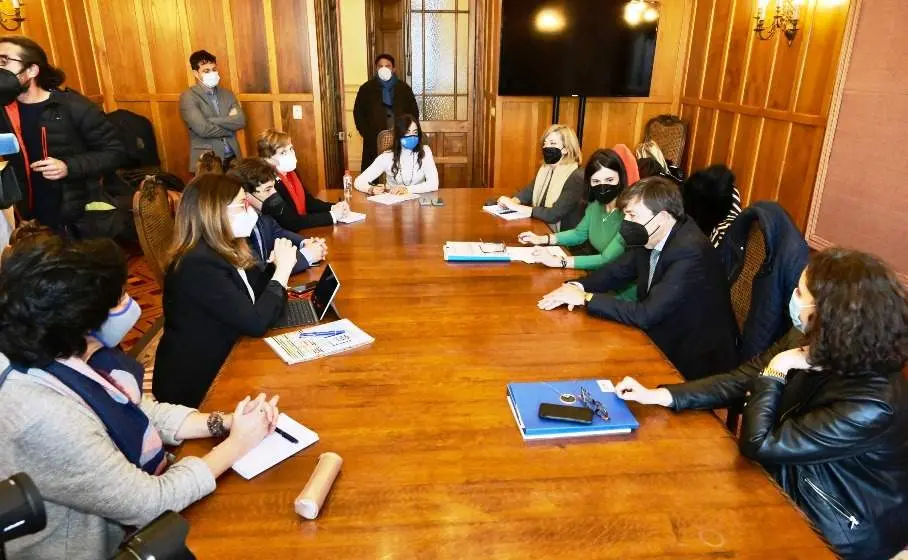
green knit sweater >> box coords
[554,202,625,270]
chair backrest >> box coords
[729,222,767,333]
[132,176,175,288]
[377,129,394,154]
[644,115,688,167]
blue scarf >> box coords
[43,354,166,475]
[379,74,397,108]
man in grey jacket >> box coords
[179,50,245,172]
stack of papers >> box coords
[483,205,531,221]
[232,413,319,479]
[265,318,375,365]
[336,211,366,224]
[443,241,510,262]
[505,246,569,264]
[368,193,420,205]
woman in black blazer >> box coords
[153,174,299,408]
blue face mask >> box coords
[401,135,419,151]
[94,295,142,348]
[788,290,815,334]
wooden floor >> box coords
[177,189,834,559]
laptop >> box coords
[273,264,341,329]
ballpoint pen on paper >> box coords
[298,330,345,338]
[274,426,299,444]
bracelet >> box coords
[760,366,788,384]
[584,292,594,303]
[207,411,228,438]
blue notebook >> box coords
[506,379,640,440]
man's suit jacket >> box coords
[247,213,311,275]
[578,216,740,380]
[153,241,286,407]
[179,84,245,171]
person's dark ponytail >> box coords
[0,36,65,91]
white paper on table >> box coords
[483,205,531,221]
[231,413,319,479]
[336,211,366,224]
[368,193,420,205]
[505,245,568,264]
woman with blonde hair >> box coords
[497,124,585,231]
[634,139,669,174]
[153,173,299,407]
[256,128,349,231]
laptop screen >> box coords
[311,264,340,320]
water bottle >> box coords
[342,170,353,205]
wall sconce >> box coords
[754,0,803,45]
[624,0,660,27]
[0,0,25,32]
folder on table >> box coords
[506,379,640,440]
[443,241,510,262]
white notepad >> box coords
[368,192,420,205]
[483,205,531,221]
[337,211,366,224]
[505,246,568,264]
[231,413,319,479]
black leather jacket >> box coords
[668,331,908,560]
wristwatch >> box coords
[584,292,594,303]
[760,366,788,383]
[560,256,567,268]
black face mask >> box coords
[589,184,622,205]
[0,68,26,106]
[259,192,286,217]
[620,215,658,247]
[542,147,563,165]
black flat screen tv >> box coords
[498,0,659,97]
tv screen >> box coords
[498,0,659,97]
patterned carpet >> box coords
[124,254,163,394]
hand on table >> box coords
[227,393,280,453]
[537,283,586,311]
[369,184,387,195]
[330,200,350,221]
[518,232,548,246]
[615,377,673,407]
[390,186,409,195]
[536,249,566,269]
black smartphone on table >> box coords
[538,402,594,424]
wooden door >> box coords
[407,0,475,187]
[368,0,404,66]
[315,0,346,187]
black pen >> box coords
[274,426,299,444]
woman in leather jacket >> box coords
[615,248,908,560]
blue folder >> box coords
[443,242,510,262]
[506,379,640,440]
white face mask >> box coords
[93,295,142,348]
[275,153,297,174]
[377,67,393,82]
[230,206,258,238]
[201,71,220,88]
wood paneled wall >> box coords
[0,0,102,104]
[490,0,693,193]
[680,0,851,229]
[82,0,325,187]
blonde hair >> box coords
[196,150,224,175]
[256,128,292,159]
[635,140,668,172]
[541,124,582,166]
[166,174,255,271]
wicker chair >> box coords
[377,129,394,154]
[129,176,175,357]
[725,222,767,433]
[644,115,688,168]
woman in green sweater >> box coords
[518,146,640,270]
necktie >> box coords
[252,224,265,262]
[647,249,661,292]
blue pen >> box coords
[298,330,345,338]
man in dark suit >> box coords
[538,177,739,380]
[227,158,326,274]
[353,53,419,174]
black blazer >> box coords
[152,241,287,407]
[266,178,335,232]
[247,213,310,275]
[578,216,739,380]
[352,78,419,169]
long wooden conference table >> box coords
[179,189,834,559]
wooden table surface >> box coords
[179,189,834,559]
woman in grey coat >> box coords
[0,234,279,559]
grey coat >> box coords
[0,354,216,559]
[179,84,246,171]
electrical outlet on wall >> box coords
[292,105,303,120]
